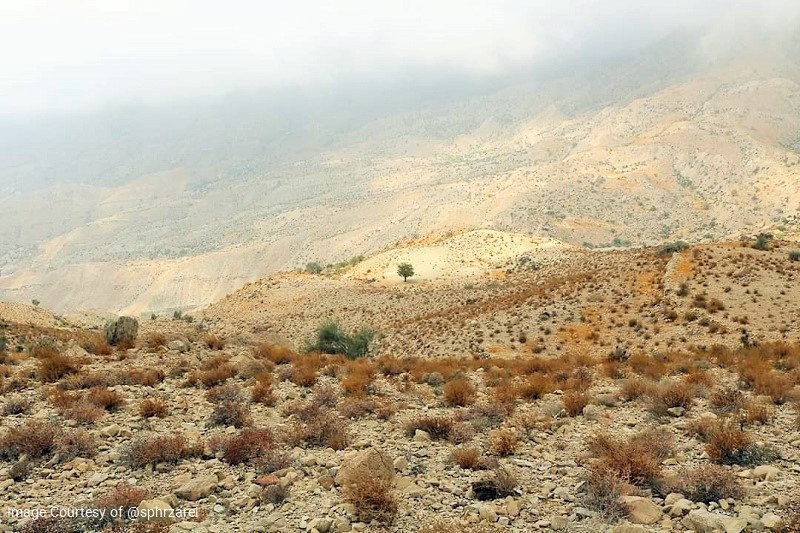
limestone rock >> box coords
[622,496,663,525]
[334,447,393,486]
[175,474,218,501]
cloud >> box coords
[0,0,798,116]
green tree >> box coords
[305,262,323,274]
[397,262,414,282]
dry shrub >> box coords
[451,446,486,470]
[376,355,406,376]
[0,420,59,460]
[94,483,148,526]
[670,465,742,502]
[186,356,236,388]
[64,401,105,425]
[73,332,111,356]
[583,465,628,521]
[204,334,226,350]
[563,391,590,416]
[619,377,655,401]
[209,427,276,465]
[210,401,252,428]
[138,399,168,418]
[122,434,200,468]
[740,400,774,425]
[517,374,553,400]
[38,353,81,383]
[752,371,794,404]
[205,383,244,403]
[466,402,514,431]
[709,387,746,414]
[251,377,276,406]
[122,368,165,387]
[341,470,397,525]
[649,379,694,416]
[627,352,666,379]
[404,414,455,441]
[488,428,519,456]
[375,400,398,421]
[3,395,32,415]
[86,387,125,411]
[340,360,376,397]
[471,467,518,501]
[289,359,318,387]
[19,516,81,533]
[144,332,167,350]
[253,343,295,364]
[56,428,97,461]
[586,428,674,488]
[705,419,778,465]
[490,380,519,407]
[287,403,350,450]
[685,415,718,441]
[443,377,476,407]
[338,398,376,419]
[312,383,339,407]
[61,371,112,390]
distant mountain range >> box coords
[1,31,799,314]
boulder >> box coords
[621,496,663,524]
[168,340,189,352]
[334,447,393,486]
[685,509,747,533]
[175,474,218,501]
[105,316,139,346]
[137,499,175,522]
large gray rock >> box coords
[105,316,139,346]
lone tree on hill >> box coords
[397,262,414,282]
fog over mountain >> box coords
[1,1,799,314]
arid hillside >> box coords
[0,237,799,532]
[2,37,800,315]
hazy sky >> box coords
[1,0,799,116]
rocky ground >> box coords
[0,238,799,532]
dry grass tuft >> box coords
[583,465,629,521]
[669,465,742,502]
[705,419,779,465]
[488,428,519,456]
[94,483,148,526]
[563,391,590,416]
[138,398,168,418]
[443,377,476,407]
[86,387,125,411]
[586,428,674,488]
[341,470,398,525]
[210,401,252,428]
[122,434,200,468]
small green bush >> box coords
[306,262,323,274]
[659,241,689,255]
[752,233,773,251]
[306,321,375,358]
[789,251,800,262]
